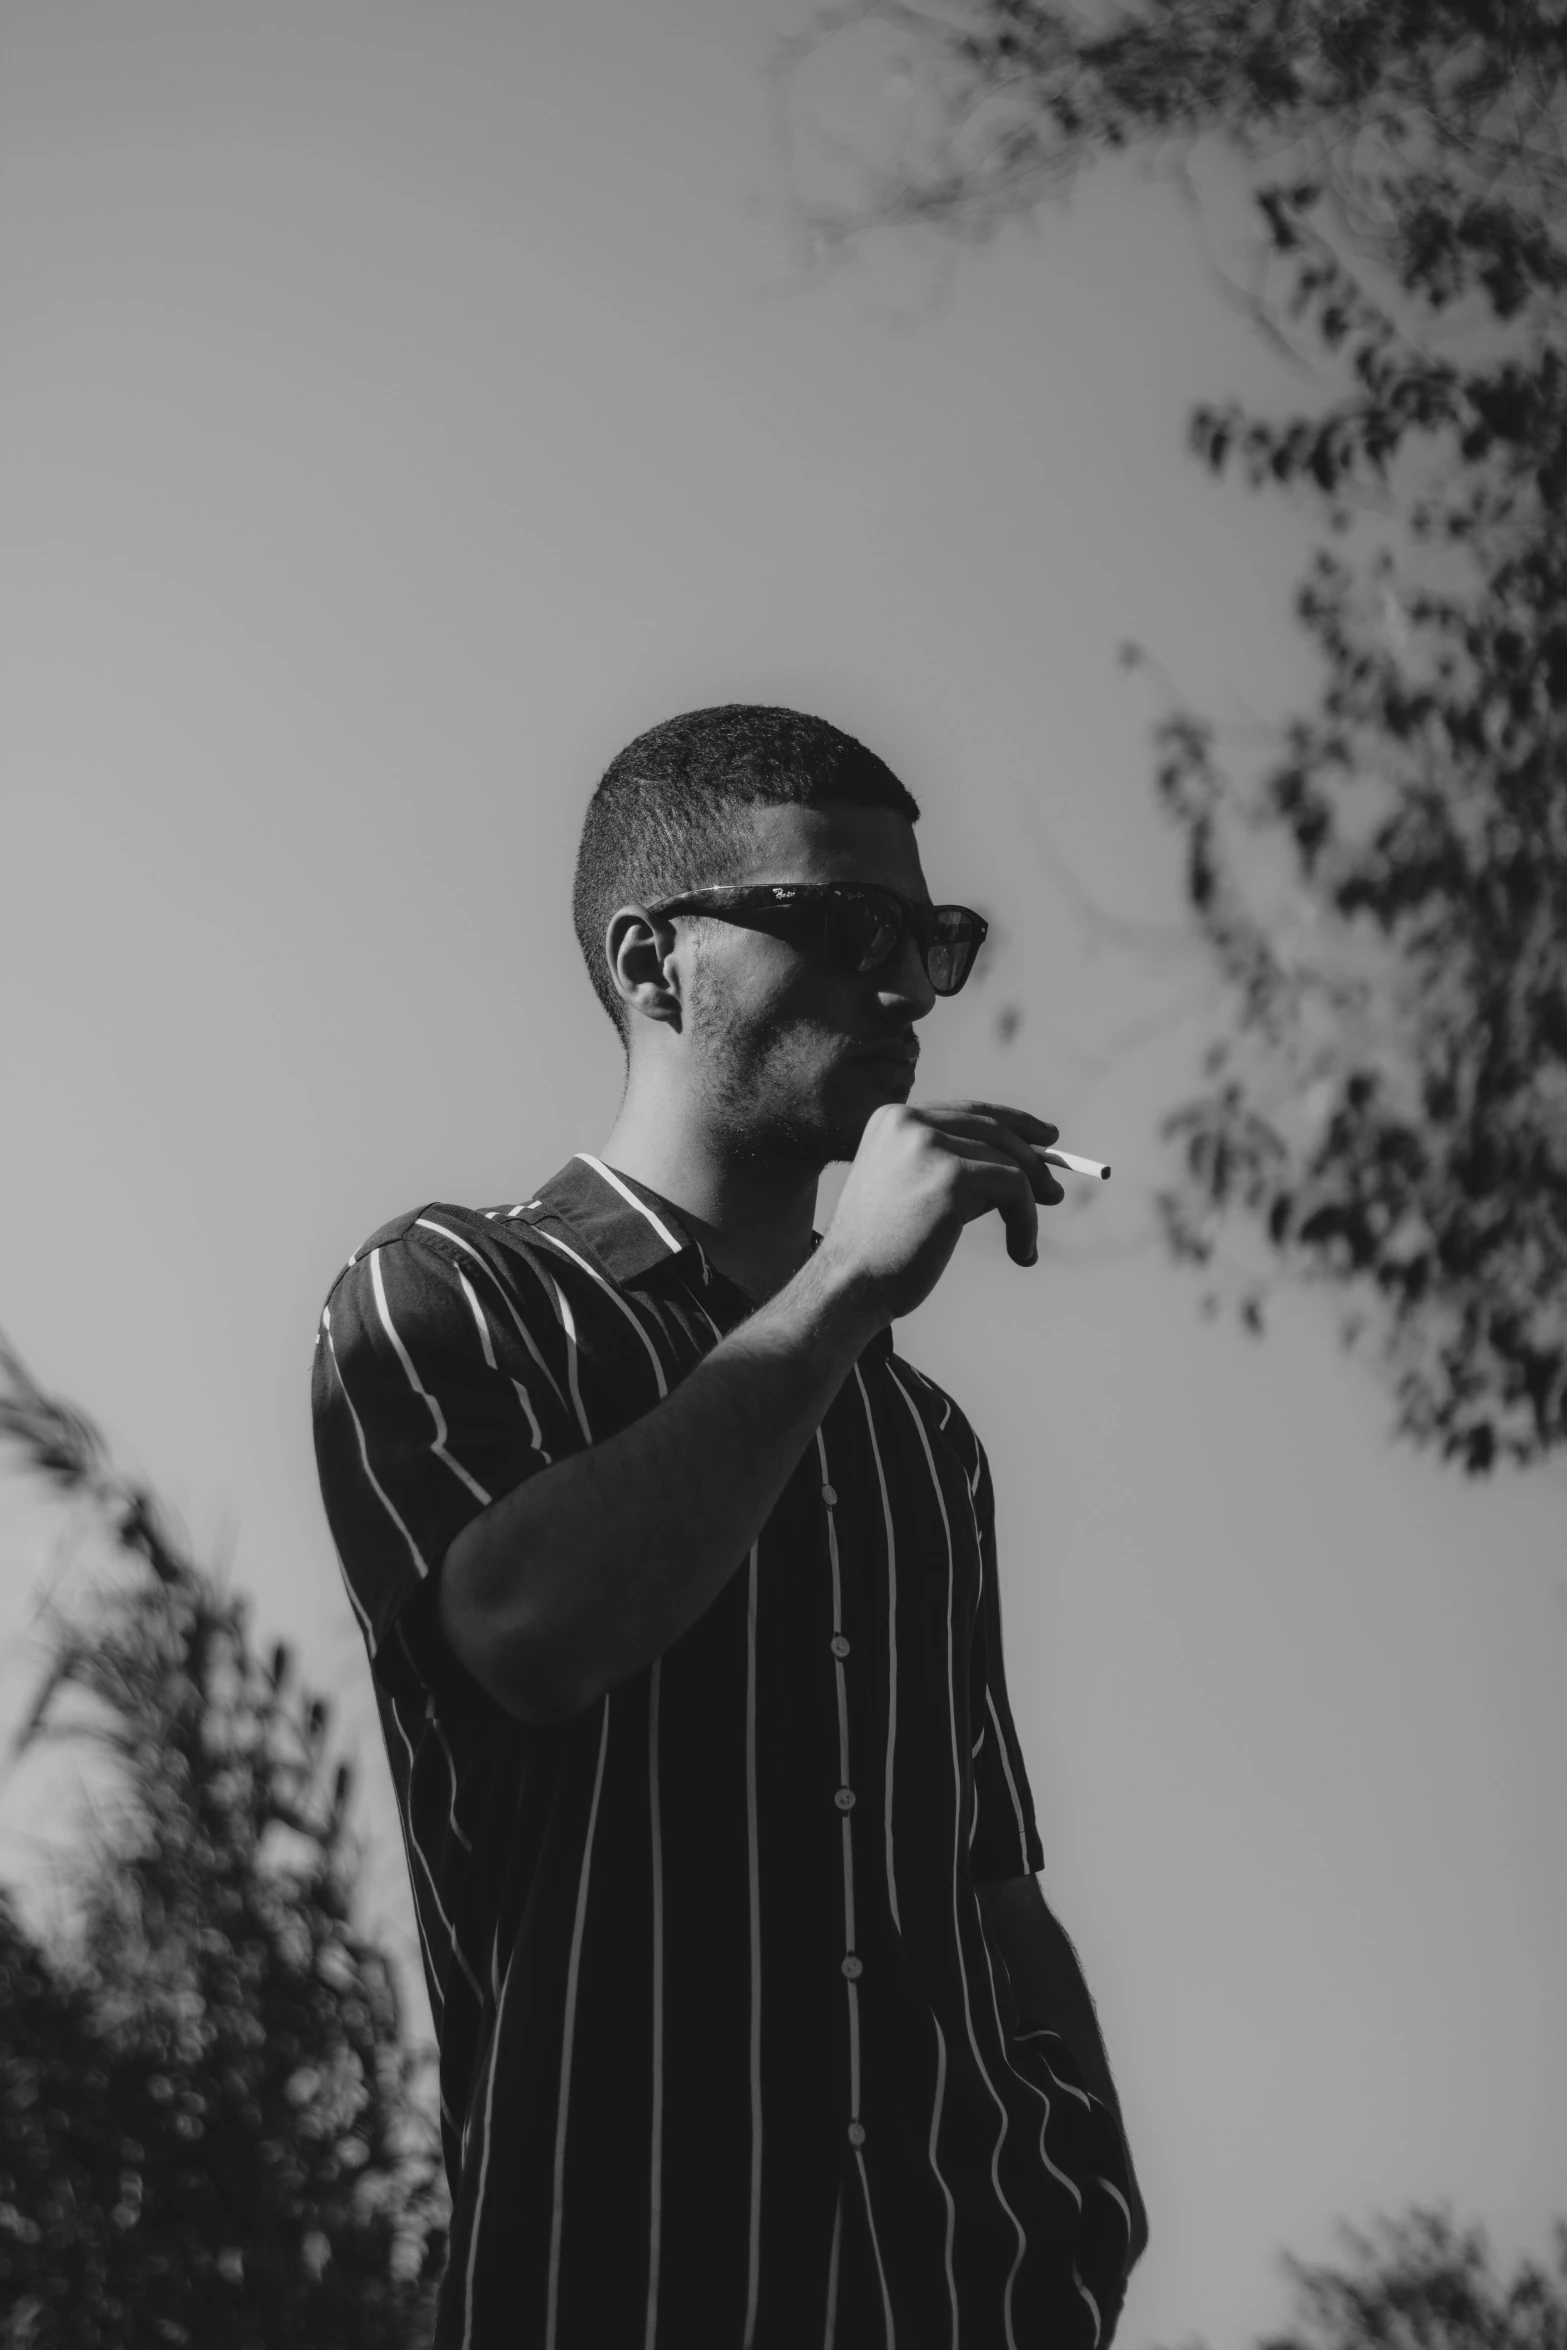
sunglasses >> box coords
[641,882,988,997]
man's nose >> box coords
[889,930,938,1010]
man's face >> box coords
[637,801,942,1171]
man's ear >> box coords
[606,897,681,1029]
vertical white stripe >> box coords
[525,1227,672,1399]
[417,1219,573,1420]
[511,1380,549,1457]
[552,1277,592,1448]
[426,1211,667,1437]
[853,1358,959,2346]
[645,1662,665,2350]
[972,1955,1108,2340]
[819,1429,860,2101]
[545,1697,614,2350]
[460,1938,522,2350]
[321,1310,422,1661]
[840,1813,857,1964]
[1094,2175,1132,2233]
[456,1267,498,1368]
[370,1248,492,1504]
[889,1366,1026,2350]
[975,1927,1084,2215]
[984,1682,1031,1863]
[822,2181,844,2350]
[1012,2030,1095,2111]
[926,2013,957,2337]
[974,1868,1116,2350]
[852,1365,903,1934]
[965,1443,1034,1871]
[381,1677,485,2004]
[448,1264,557,1550]
[818,1419,883,2337]
[743,1544,764,2350]
[972,1462,986,1615]
[853,2146,897,2348]
[574,1151,689,1254]
[847,1960,863,2124]
[383,1751,444,2017]
[682,1284,727,1348]
[423,1701,476,1855]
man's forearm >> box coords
[440,1252,880,1721]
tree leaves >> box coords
[792,0,1567,1473]
[1262,2203,1567,2350]
[0,1332,447,2346]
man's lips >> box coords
[853,1043,919,1063]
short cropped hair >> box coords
[571,704,921,1059]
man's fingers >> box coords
[921,1104,1059,1151]
[958,1142,1043,1259]
[939,1118,1071,1212]
[920,1109,1066,1165]
[985,1107,1060,1149]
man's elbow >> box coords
[435,1535,588,1725]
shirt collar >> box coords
[523,1152,894,1358]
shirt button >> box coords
[834,1787,856,1812]
[821,1483,838,1506]
[847,2121,866,2147]
[830,1636,850,1658]
[841,1954,863,1980]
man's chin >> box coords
[831,1064,913,1150]
[818,1102,883,1167]
[728,1097,867,1170]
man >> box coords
[311,704,1148,2348]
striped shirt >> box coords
[310,1151,1134,2349]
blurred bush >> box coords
[0,1330,448,2348]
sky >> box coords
[2,3,1564,2344]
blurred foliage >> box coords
[0,1329,448,2348]
[1159,2203,1567,2350]
[788,0,1567,1475]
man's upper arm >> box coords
[310,1215,582,1680]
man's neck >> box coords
[593,1115,821,1308]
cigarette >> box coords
[1042,1147,1111,1180]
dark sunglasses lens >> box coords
[927,931,976,994]
[826,897,898,967]
[830,897,978,994]
[929,917,982,993]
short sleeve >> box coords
[967,1438,1047,1883]
[310,1215,584,1674]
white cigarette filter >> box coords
[1042,1147,1111,1180]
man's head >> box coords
[572,704,946,1172]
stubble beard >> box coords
[690,967,864,1172]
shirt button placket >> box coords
[822,1472,865,2151]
